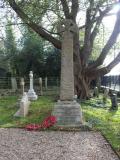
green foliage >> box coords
[45,48,61,77]
[0,96,18,127]
[19,0,51,22]
[16,28,61,77]
[4,21,16,54]
[0,95,54,128]
[17,29,45,76]
[0,49,7,69]
[18,0,63,32]
[4,19,18,75]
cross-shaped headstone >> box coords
[57,19,79,101]
[52,20,83,127]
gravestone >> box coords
[103,88,109,104]
[45,77,48,90]
[39,77,43,95]
[27,71,38,100]
[14,92,30,117]
[110,93,118,110]
[93,87,99,97]
[52,19,83,127]
[11,77,17,92]
[20,78,25,95]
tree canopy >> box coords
[1,0,120,98]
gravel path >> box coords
[0,129,119,160]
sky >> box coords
[103,4,120,75]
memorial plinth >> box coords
[53,100,83,127]
[52,19,83,127]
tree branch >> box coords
[7,0,61,49]
[89,8,120,69]
[80,3,113,65]
[90,6,112,42]
[85,52,120,78]
[80,7,94,64]
[60,0,70,18]
[107,52,120,71]
[78,9,118,30]
[71,0,79,21]
[79,25,85,30]
[88,6,112,59]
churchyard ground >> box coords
[0,94,119,156]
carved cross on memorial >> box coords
[52,19,83,127]
[58,19,79,101]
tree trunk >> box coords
[73,32,92,99]
[74,70,91,99]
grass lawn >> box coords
[81,96,120,155]
[0,95,54,128]
[0,94,119,155]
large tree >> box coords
[4,0,120,98]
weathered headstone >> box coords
[27,71,38,100]
[52,19,83,127]
[110,93,118,110]
[45,77,48,90]
[14,92,30,117]
[93,87,99,97]
[11,77,17,92]
[103,88,109,104]
[39,77,43,96]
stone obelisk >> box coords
[52,19,83,127]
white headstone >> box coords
[27,71,38,100]
[14,92,30,117]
